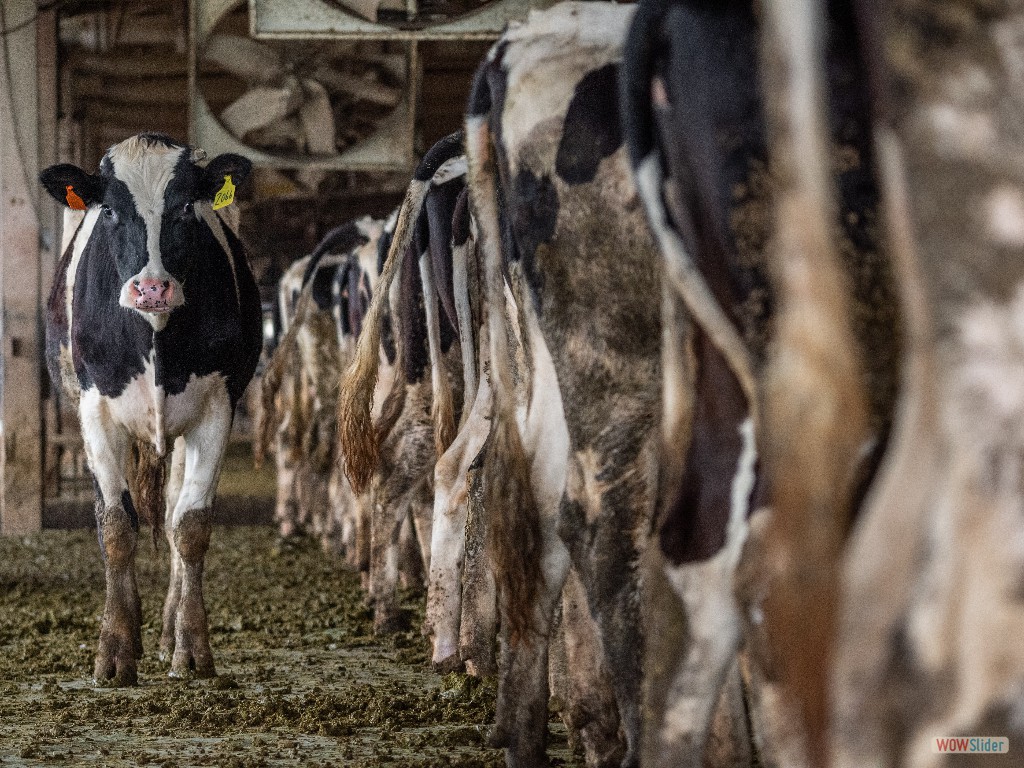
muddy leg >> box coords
[559,567,625,768]
[656,554,744,768]
[426,436,470,670]
[94,498,142,685]
[170,507,215,678]
[81,406,140,686]
[411,489,433,585]
[398,511,425,591]
[429,381,492,671]
[274,429,301,539]
[704,659,755,768]
[355,492,372,586]
[491,531,570,768]
[560,440,654,768]
[160,437,186,662]
[459,457,497,677]
[368,487,414,634]
[168,393,232,678]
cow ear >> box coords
[200,153,252,200]
[39,164,106,209]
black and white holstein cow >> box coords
[41,133,261,684]
[621,0,900,764]
[466,5,664,765]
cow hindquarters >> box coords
[81,392,143,686]
[163,391,233,678]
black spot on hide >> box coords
[510,169,559,298]
[556,63,623,185]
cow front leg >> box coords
[81,402,139,686]
[165,395,232,678]
[160,437,186,661]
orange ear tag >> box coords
[65,185,87,211]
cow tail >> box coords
[253,288,308,467]
[759,2,871,762]
[452,187,479,424]
[254,344,285,469]
[130,440,166,549]
[621,0,761,433]
[338,181,428,493]
[421,250,458,459]
[467,78,543,647]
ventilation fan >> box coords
[249,0,555,40]
[190,0,416,170]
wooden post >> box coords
[0,0,43,534]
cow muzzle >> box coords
[127,277,182,314]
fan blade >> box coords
[220,84,297,138]
[298,79,338,156]
[204,34,284,85]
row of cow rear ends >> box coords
[42,0,1024,765]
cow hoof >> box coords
[94,653,138,687]
[373,607,409,635]
[486,723,510,749]
[94,632,139,686]
[170,644,216,679]
[158,634,174,663]
[464,657,498,678]
[432,654,464,675]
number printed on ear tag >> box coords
[212,175,235,210]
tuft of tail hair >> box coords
[254,289,311,468]
[432,369,457,459]
[466,87,543,648]
[129,440,167,548]
[338,131,466,494]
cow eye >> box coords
[101,204,114,219]
[183,201,194,215]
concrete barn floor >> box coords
[0,525,582,767]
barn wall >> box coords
[0,0,47,534]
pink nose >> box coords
[131,278,173,311]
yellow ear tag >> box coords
[212,175,235,210]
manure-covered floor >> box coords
[0,527,580,767]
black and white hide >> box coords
[466,5,664,765]
[41,133,262,685]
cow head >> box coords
[40,133,251,330]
